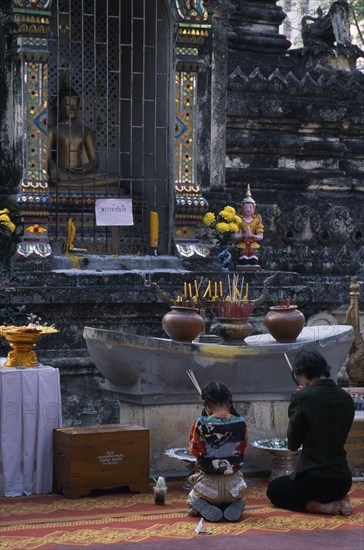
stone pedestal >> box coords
[118,399,290,475]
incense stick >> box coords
[284,353,293,372]
[239,276,244,304]
[186,370,202,395]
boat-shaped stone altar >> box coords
[83,325,354,404]
[84,324,354,473]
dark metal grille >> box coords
[48,0,171,254]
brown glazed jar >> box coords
[213,317,253,343]
[264,305,305,343]
[162,306,205,343]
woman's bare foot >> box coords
[339,494,352,516]
[306,500,341,515]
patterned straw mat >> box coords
[1,479,363,550]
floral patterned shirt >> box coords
[189,413,248,475]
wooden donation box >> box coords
[53,424,150,498]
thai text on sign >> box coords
[95,199,134,226]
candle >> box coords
[150,211,159,248]
[188,283,193,298]
[203,284,209,299]
[219,281,223,297]
[184,282,187,298]
[245,283,249,300]
[194,280,199,298]
[214,281,218,298]
[208,280,212,298]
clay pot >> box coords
[162,306,204,343]
[264,305,305,343]
[213,317,253,343]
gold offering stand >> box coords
[0,325,59,367]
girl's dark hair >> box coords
[201,382,239,416]
[202,381,233,404]
[293,351,331,380]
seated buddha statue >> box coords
[234,185,264,267]
[47,87,119,192]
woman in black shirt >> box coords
[267,351,355,515]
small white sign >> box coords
[97,451,124,465]
[95,198,134,226]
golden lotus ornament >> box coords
[0,325,59,368]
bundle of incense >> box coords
[186,370,202,395]
[215,301,255,319]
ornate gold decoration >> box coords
[0,325,59,367]
[345,277,364,387]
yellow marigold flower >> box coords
[0,219,16,232]
[0,213,16,233]
[216,222,230,234]
[219,209,235,222]
[0,208,10,215]
[203,212,215,226]
[225,206,236,214]
[228,222,239,233]
[234,215,242,224]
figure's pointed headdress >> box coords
[242,184,256,206]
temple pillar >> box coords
[173,2,211,258]
[4,1,52,268]
[210,4,229,189]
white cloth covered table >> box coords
[0,364,62,496]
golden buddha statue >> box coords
[47,87,119,192]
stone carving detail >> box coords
[259,203,362,274]
[228,66,364,99]
[302,1,354,54]
[327,206,355,241]
[294,206,321,240]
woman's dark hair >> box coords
[293,351,331,380]
[201,382,239,416]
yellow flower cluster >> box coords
[0,209,16,233]
[203,205,241,239]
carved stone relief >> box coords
[258,203,363,274]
